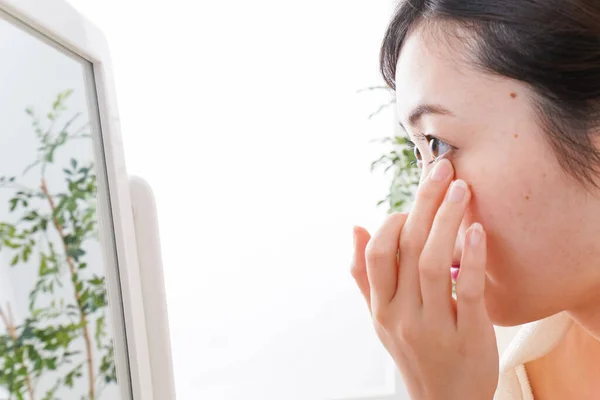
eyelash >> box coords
[406,134,456,167]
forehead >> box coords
[393,27,515,122]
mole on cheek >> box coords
[510,92,517,98]
[525,195,530,200]
[514,133,519,139]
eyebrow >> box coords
[398,103,455,131]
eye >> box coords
[428,136,452,161]
[405,139,422,168]
[414,145,423,162]
[405,135,456,169]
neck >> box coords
[526,314,600,399]
[568,298,600,341]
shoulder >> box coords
[499,311,572,372]
[494,312,572,400]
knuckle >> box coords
[397,323,419,344]
[399,229,421,254]
[387,211,404,221]
[432,209,457,229]
[436,203,454,219]
[415,180,439,202]
[349,263,361,279]
[365,242,390,264]
[418,256,444,280]
[388,211,408,226]
[420,265,443,281]
[456,338,470,357]
[458,287,482,303]
[372,308,392,327]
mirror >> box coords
[0,11,129,400]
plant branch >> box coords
[0,303,35,400]
[40,180,95,400]
[369,99,396,119]
[356,85,392,93]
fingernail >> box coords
[469,223,483,247]
[430,159,451,181]
[447,180,467,203]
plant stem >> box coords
[0,303,35,400]
[40,180,95,400]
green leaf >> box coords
[34,358,43,372]
[89,276,103,286]
[46,147,55,163]
[3,239,19,249]
[10,253,19,266]
[64,235,76,244]
[45,357,57,370]
[95,315,106,345]
[22,246,31,262]
[9,198,18,212]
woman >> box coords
[350,1,600,399]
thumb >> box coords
[351,226,372,312]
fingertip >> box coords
[467,222,485,248]
[353,226,371,243]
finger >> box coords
[396,159,454,308]
[364,212,409,312]
[457,223,490,332]
[351,226,372,312]
[420,179,470,324]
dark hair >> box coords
[380,0,600,188]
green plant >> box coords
[359,85,419,214]
[0,90,116,400]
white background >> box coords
[56,1,519,399]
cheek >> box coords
[458,153,576,282]
[455,153,550,257]
[463,167,548,239]
[454,134,554,233]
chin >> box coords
[486,308,526,327]
[483,280,538,327]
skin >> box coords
[526,323,600,398]
[351,25,600,399]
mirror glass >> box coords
[0,11,127,400]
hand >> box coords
[351,159,499,400]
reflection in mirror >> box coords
[0,13,122,400]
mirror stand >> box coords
[129,176,176,400]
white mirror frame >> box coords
[0,1,170,399]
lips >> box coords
[450,263,461,281]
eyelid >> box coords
[423,133,454,147]
[406,133,457,166]
[413,132,428,143]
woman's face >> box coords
[395,27,600,326]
